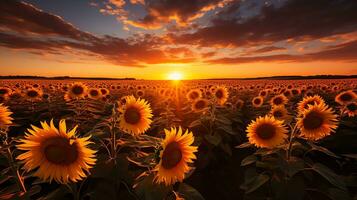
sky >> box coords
[1,0,357,80]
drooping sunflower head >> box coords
[269,105,290,121]
[270,94,288,107]
[297,103,338,141]
[66,82,88,100]
[246,115,288,148]
[154,127,198,186]
[16,120,96,184]
[335,90,357,105]
[297,95,325,114]
[214,86,229,105]
[118,95,153,136]
[343,101,357,117]
[88,88,102,100]
[192,98,209,113]
[186,89,202,101]
[252,96,264,107]
[0,104,13,130]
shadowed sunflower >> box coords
[118,96,153,135]
[65,82,88,101]
[192,98,209,112]
[252,96,264,107]
[343,101,357,117]
[0,104,13,130]
[25,88,43,101]
[270,106,290,121]
[234,99,244,110]
[297,104,338,141]
[270,94,288,107]
[88,88,102,100]
[186,89,202,102]
[335,90,357,105]
[246,115,288,148]
[214,86,229,106]
[154,127,197,186]
[16,120,96,184]
[297,95,325,114]
[0,87,11,97]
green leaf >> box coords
[177,183,205,200]
[235,142,252,149]
[241,173,270,194]
[241,155,257,166]
[135,174,170,200]
[308,142,340,159]
[204,133,222,146]
[311,163,347,191]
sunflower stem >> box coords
[286,123,298,162]
[2,132,27,194]
[110,103,118,161]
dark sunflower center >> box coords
[124,107,141,124]
[303,111,324,130]
[43,137,78,165]
[101,89,107,95]
[273,110,283,118]
[347,103,357,111]
[340,93,352,102]
[215,90,223,99]
[254,98,261,104]
[273,97,283,105]
[195,100,206,110]
[27,90,38,97]
[161,142,182,169]
[256,123,276,140]
[261,91,266,96]
[72,86,84,95]
[0,89,8,95]
[90,90,99,97]
[137,91,143,96]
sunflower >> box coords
[214,86,229,106]
[25,88,43,101]
[16,120,96,184]
[297,95,325,114]
[252,96,264,107]
[0,87,11,96]
[154,127,197,186]
[234,99,244,110]
[246,115,288,148]
[65,82,88,101]
[0,104,13,130]
[270,106,290,121]
[335,90,357,105]
[136,90,145,97]
[118,96,153,136]
[88,88,101,100]
[297,104,338,141]
[186,89,202,101]
[270,94,288,107]
[99,88,109,96]
[343,101,357,117]
[192,98,209,112]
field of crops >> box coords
[0,79,357,200]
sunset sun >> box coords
[168,72,183,80]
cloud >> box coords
[172,0,357,47]
[0,1,194,67]
[208,40,357,64]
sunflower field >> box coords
[0,79,357,200]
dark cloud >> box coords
[208,40,357,64]
[172,0,357,47]
[0,0,97,41]
[0,1,195,67]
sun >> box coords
[167,72,183,80]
